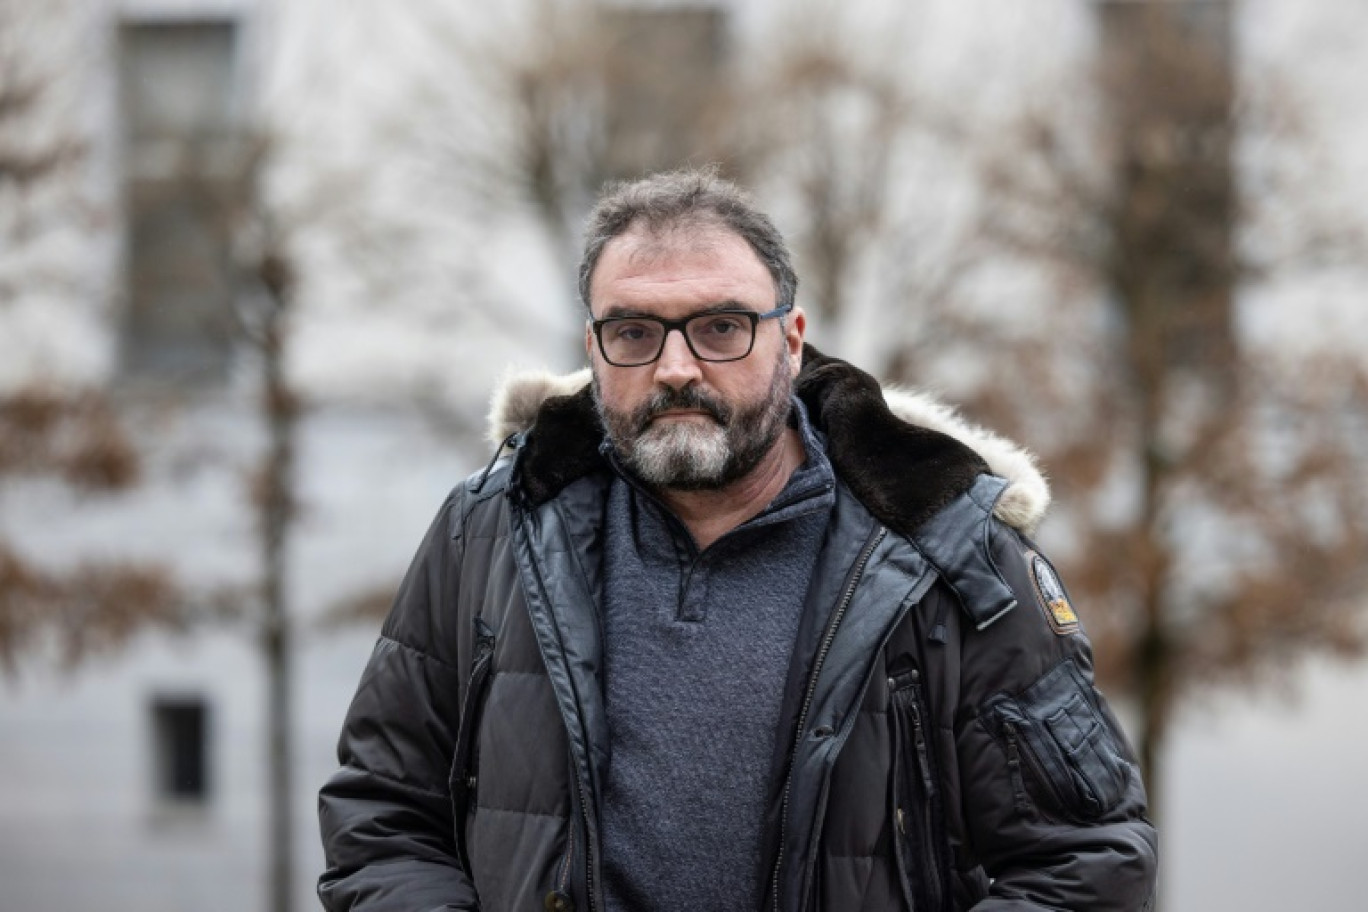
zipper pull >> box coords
[475,616,496,656]
[928,596,951,644]
[1002,722,1032,815]
[906,696,938,799]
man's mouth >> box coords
[635,387,730,431]
[650,409,714,421]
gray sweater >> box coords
[599,400,836,912]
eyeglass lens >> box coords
[600,313,754,365]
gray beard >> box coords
[594,352,793,492]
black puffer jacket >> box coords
[318,348,1158,912]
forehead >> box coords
[589,224,774,317]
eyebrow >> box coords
[599,300,755,320]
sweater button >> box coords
[544,890,574,912]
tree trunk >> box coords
[1130,308,1173,910]
[260,305,297,912]
[264,596,293,912]
[1135,613,1170,820]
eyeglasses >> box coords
[591,304,792,367]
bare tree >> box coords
[240,187,301,912]
[398,0,736,362]
[731,2,954,363]
[0,0,92,313]
[98,13,311,901]
[398,0,990,383]
[188,127,401,912]
[902,1,1368,809]
[171,131,306,912]
[0,390,184,673]
[0,0,184,674]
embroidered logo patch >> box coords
[1028,552,1080,635]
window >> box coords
[118,19,242,384]
[599,7,729,180]
[1097,1,1235,374]
[151,696,210,805]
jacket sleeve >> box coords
[954,525,1159,912]
[318,493,481,912]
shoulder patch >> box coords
[1026,551,1081,635]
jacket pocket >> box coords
[449,615,497,873]
[986,658,1130,821]
[888,663,951,912]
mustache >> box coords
[636,385,732,427]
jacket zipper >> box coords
[450,617,497,874]
[902,675,936,800]
[512,500,600,912]
[1001,722,1033,816]
[576,765,597,912]
[890,669,947,912]
[551,763,595,912]
[769,525,887,912]
[1002,719,1078,819]
[555,810,576,892]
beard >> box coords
[593,349,794,492]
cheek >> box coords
[729,359,776,396]
[594,369,647,413]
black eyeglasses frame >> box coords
[590,303,793,367]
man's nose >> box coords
[652,327,703,389]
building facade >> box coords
[1,2,1365,911]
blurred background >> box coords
[1,0,1365,909]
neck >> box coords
[655,425,806,551]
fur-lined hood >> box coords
[487,346,1050,535]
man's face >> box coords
[586,224,806,491]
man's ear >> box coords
[786,306,807,377]
[584,320,595,363]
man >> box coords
[318,169,1158,911]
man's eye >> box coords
[696,316,746,336]
[610,321,657,342]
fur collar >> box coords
[488,346,1050,535]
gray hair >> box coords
[577,167,798,312]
